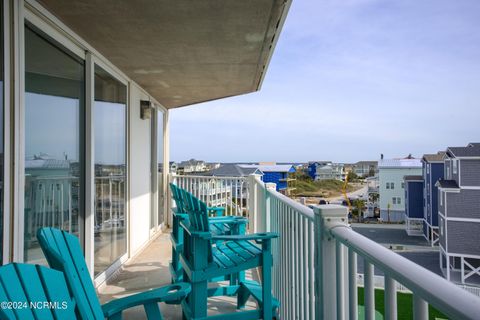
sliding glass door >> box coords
[24,25,85,263]
[93,65,127,276]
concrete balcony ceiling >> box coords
[38,0,290,108]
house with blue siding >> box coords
[404,175,424,236]
[240,164,296,194]
[436,143,480,285]
[422,152,445,245]
[307,161,344,180]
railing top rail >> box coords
[330,225,480,320]
[264,184,314,221]
[171,174,248,180]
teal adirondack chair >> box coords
[169,183,247,282]
[36,227,191,320]
[0,263,76,320]
[179,189,279,319]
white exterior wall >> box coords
[128,83,153,257]
[379,167,422,212]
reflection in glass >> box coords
[94,65,127,275]
[157,110,164,226]
[24,25,85,264]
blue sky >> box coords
[170,0,480,163]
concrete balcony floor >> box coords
[97,231,257,319]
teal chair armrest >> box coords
[180,221,212,239]
[210,216,248,225]
[211,232,278,243]
[207,206,225,217]
[102,282,191,319]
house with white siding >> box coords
[378,156,422,222]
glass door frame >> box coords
[15,3,131,282]
[1,0,11,264]
[14,3,87,263]
[89,55,130,283]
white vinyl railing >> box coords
[248,176,480,320]
[171,174,250,217]
[168,174,480,319]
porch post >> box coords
[314,205,349,320]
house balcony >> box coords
[97,173,480,319]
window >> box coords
[427,165,430,174]
[401,182,405,189]
[24,25,85,263]
[392,197,396,204]
[446,162,450,179]
[386,182,390,189]
[94,65,127,275]
[397,197,401,205]
[391,182,395,189]
[452,159,458,175]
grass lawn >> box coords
[358,288,448,320]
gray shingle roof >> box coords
[200,164,262,177]
[422,152,446,163]
[446,145,480,157]
[435,179,459,189]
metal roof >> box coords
[378,158,422,169]
[25,159,70,169]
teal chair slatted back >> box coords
[0,263,76,320]
[181,189,209,232]
[180,189,214,263]
[37,227,105,320]
[170,183,187,213]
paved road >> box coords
[351,225,442,276]
[352,226,429,246]
[329,185,368,203]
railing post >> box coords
[247,174,258,233]
[314,205,349,320]
[167,174,175,228]
[264,183,276,233]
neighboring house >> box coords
[177,159,207,173]
[422,152,445,245]
[200,163,262,205]
[404,175,424,236]
[308,161,344,180]
[240,164,296,195]
[206,162,221,170]
[365,176,380,218]
[436,143,480,285]
[353,161,378,178]
[169,162,178,174]
[24,157,77,247]
[378,157,422,222]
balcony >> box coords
[96,173,480,319]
